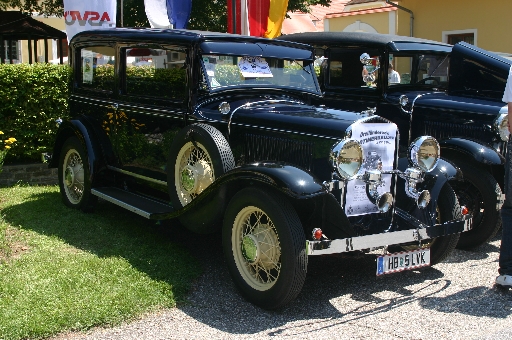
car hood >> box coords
[449,42,512,101]
[231,100,379,140]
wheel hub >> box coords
[181,166,196,193]
[64,166,75,188]
[180,160,213,194]
[244,224,281,270]
[241,235,260,263]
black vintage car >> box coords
[280,32,510,249]
[49,28,470,309]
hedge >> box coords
[0,64,71,164]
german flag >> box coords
[227,0,289,38]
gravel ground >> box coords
[51,230,512,340]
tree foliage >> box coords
[1,0,332,32]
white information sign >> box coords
[345,123,397,216]
[238,57,273,78]
[82,50,94,84]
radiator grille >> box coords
[423,121,485,140]
[244,134,314,170]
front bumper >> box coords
[306,207,472,255]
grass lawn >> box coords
[0,185,202,340]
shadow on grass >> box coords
[1,188,202,301]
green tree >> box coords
[0,0,332,32]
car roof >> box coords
[70,27,306,49]
[280,31,452,52]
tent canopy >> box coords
[0,11,67,64]
[0,10,66,40]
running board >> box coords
[91,187,175,220]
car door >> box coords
[113,43,189,190]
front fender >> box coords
[224,162,328,199]
[396,157,458,226]
[176,162,358,237]
[440,137,504,165]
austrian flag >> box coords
[227,0,290,38]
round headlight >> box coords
[408,136,440,172]
[494,113,510,141]
[331,140,363,179]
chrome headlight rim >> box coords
[408,136,440,172]
[331,139,363,180]
[493,112,510,142]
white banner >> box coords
[63,0,117,42]
[144,0,171,28]
[345,123,397,216]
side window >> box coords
[390,55,412,85]
[79,46,115,92]
[327,48,380,89]
[124,47,187,102]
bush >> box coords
[0,64,71,164]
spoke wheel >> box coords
[232,206,282,291]
[223,188,307,310]
[168,124,234,210]
[174,141,215,207]
[63,148,85,204]
[58,137,97,211]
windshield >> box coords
[200,55,320,94]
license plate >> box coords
[376,248,430,276]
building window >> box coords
[442,29,477,46]
[447,33,474,45]
[1,40,20,62]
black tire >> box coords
[222,187,307,310]
[429,184,462,264]
[390,184,461,265]
[167,123,235,209]
[450,161,502,249]
[58,136,97,212]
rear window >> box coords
[79,46,115,92]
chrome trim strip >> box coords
[91,189,152,219]
[228,99,305,135]
[307,215,472,256]
[107,165,167,186]
[70,96,183,116]
[229,122,341,140]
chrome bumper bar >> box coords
[307,208,472,256]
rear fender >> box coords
[49,118,110,186]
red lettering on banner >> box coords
[100,12,111,22]
[65,10,111,25]
[83,11,100,21]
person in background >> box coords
[496,65,512,288]
[388,63,400,84]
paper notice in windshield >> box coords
[82,50,93,84]
[238,57,273,78]
[345,123,397,216]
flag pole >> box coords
[232,0,236,34]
